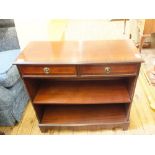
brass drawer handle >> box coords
[105,67,111,74]
[43,67,50,74]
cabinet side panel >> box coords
[125,63,141,120]
[23,78,43,122]
[23,78,40,101]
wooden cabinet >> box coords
[15,40,142,131]
[139,19,155,52]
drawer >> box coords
[19,65,77,75]
[79,64,139,75]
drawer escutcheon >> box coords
[104,67,111,74]
[43,67,50,74]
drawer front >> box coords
[79,64,139,75]
[19,65,77,75]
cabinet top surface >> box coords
[15,40,143,65]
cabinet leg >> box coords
[139,36,145,53]
[123,124,129,131]
[123,127,128,131]
[40,127,47,133]
[0,131,5,135]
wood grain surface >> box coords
[15,40,142,65]
[19,65,77,75]
[79,64,138,75]
[40,104,127,125]
[34,80,130,104]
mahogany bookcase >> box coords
[15,40,142,131]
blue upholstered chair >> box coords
[0,19,29,126]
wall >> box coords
[15,19,137,49]
[14,19,68,49]
[14,19,49,49]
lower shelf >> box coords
[39,104,128,128]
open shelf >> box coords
[34,80,130,104]
[39,104,127,127]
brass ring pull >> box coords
[43,67,50,74]
[105,67,111,74]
